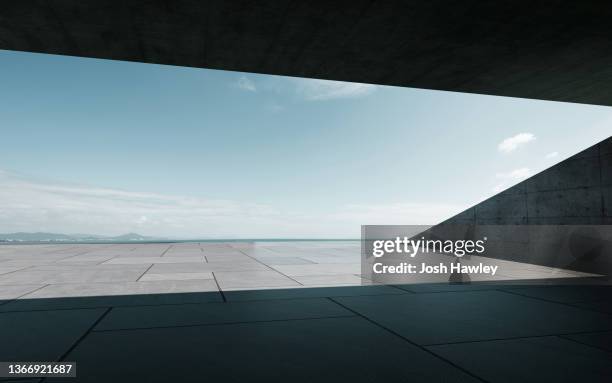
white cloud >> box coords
[234,76,256,92]
[0,171,279,238]
[492,167,532,193]
[231,76,376,105]
[0,171,464,238]
[498,133,536,153]
[294,78,377,101]
[545,151,559,159]
[496,168,532,179]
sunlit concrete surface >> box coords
[0,241,598,300]
[1,242,611,382]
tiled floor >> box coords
[0,242,611,382]
[0,241,597,299]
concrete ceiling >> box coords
[2,1,612,106]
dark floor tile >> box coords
[0,292,222,312]
[95,298,352,331]
[0,308,106,361]
[63,317,479,383]
[571,299,612,314]
[563,331,612,352]
[499,285,612,303]
[224,285,405,302]
[394,283,499,293]
[335,290,612,345]
[428,336,612,383]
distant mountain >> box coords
[0,232,161,242]
[108,233,153,241]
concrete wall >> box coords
[438,136,612,275]
[446,136,612,226]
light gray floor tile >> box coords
[298,256,359,264]
[0,284,45,300]
[149,262,268,273]
[103,256,205,264]
[0,268,147,285]
[0,266,29,275]
[139,272,214,281]
[20,279,220,298]
[271,263,361,276]
[203,254,256,262]
[252,256,314,265]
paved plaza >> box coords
[0,242,611,382]
[0,241,598,301]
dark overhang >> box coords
[2,1,612,105]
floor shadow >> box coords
[1,279,612,383]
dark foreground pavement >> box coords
[1,280,612,383]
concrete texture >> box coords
[0,242,595,303]
[428,336,612,383]
[0,242,610,381]
[0,261,611,382]
[2,1,612,106]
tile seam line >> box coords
[211,271,227,302]
[96,253,124,265]
[0,283,50,307]
[423,328,612,347]
[234,248,305,286]
[92,314,357,333]
[96,245,136,266]
[3,290,408,312]
[0,297,225,313]
[160,244,174,257]
[53,243,117,262]
[361,280,417,294]
[495,288,612,314]
[215,289,412,303]
[40,307,113,383]
[0,290,407,313]
[556,334,612,354]
[326,297,489,383]
[135,263,156,282]
[0,265,35,277]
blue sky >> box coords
[1,49,611,238]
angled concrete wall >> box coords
[446,136,612,226]
[437,136,612,275]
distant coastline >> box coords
[0,232,359,245]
